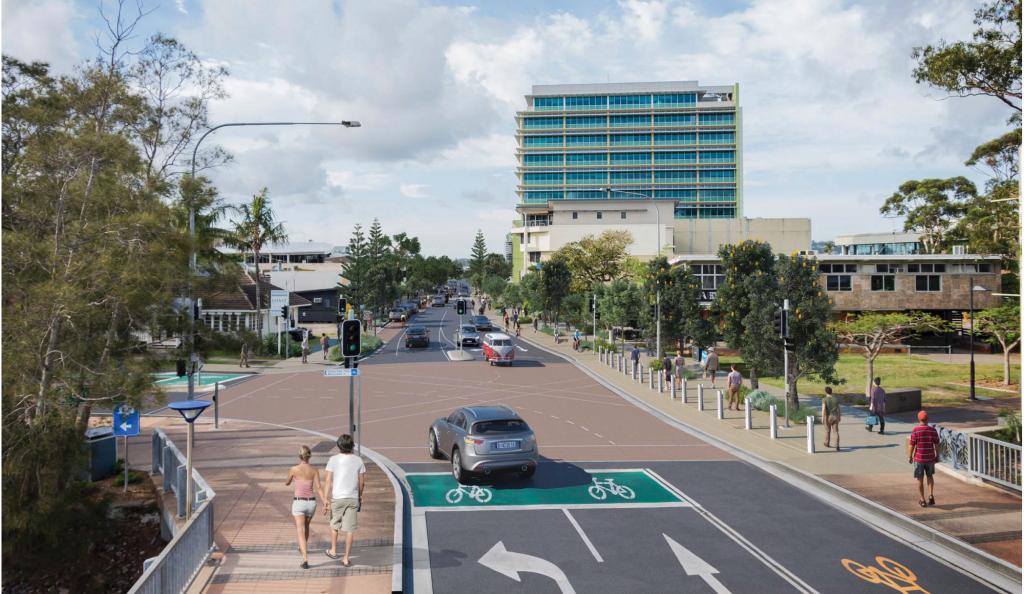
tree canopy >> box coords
[551,229,634,292]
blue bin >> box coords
[84,426,116,481]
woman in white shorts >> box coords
[286,446,326,568]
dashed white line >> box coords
[608,440,616,445]
[581,427,589,431]
[550,415,560,420]
[594,434,603,438]
[566,420,575,425]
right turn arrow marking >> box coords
[664,534,732,594]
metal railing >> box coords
[126,429,217,594]
[936,424,1021,492]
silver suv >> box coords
[455,324,480,346]
[428,406,538,483]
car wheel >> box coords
[518,467,536,479]
[428,431,443,460]
[452,448,469,484]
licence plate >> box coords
[493,441,518,450]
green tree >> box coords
[341,223,369,313]
[366,219,394,311]
[482,276,507,300]
[391,231,420,287]
[973,302,1022,385]
[223,188,288,353]
[643,257,714,358]
[832,312,950,396]
[823,241,835,255]
[879,177,977,253]
[540,259,572,327]
[599,278,643,351]
[713,239,776,388]
[469,230,487,289]
[502,282,524,311]
[551,229,634,292]
[484,252,511,279]
[562,292,591,333]
[519,271,542,317]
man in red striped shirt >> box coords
[909,410,940,507]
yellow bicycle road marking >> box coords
[842,557,932,594]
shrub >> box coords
[594,339,617,353]
[112,471,144,487]
[649,359,663,371]
[746,390,777,411]
[746,390,818,424]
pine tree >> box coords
[341,223,369,312]
[470,230,487,289]
[366,219,394,311]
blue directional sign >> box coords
[113,403,140,437]
[324,368,359,377]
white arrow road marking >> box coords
[478,541,577,594]
[515,345,528,352]
[663,534,731,594]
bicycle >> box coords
[587,478,636,500]
[445,485,493,504]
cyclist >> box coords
[553,326,560,344]
[401,313,406,328]
[573,329,581,351]
[515,321,522,338]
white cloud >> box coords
[1,0,80,72]
[617,0,671,43]
[175,0,188,14]
[400,183,430,198]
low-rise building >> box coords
[834,230,923,256]
[267,270,345,324]
[218,240,334,265]
[199,271,310,336]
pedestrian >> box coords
[705,348,719,388]
[324,434,365,567]
[674,350,686,389]
[320,333,329,361]
[553,326,560,344]
[504,316,510,332]
[645,337,654,357]
[631,343,641,374]
[662,353,673,385]
[513,312,519,326]
[821,387,841,451]
[286,445,326,569]
[533,317,539,333]
[301,334,310,364]
[515,321,521,338]
[910,410,940,507]
[240,341,250,368]
[869,377,886,435]
[573,329,581,351]
[726,363,743,410]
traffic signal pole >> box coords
[783,299,790,429]
[348,308,356,438]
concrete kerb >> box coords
[514,333,1022,592]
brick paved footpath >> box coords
[488,309,1021,568]
[126,417,395,594]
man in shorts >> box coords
[705,348,720,388]
[726,364,743,410]
[909,410,939,507]
[324,434,365,566]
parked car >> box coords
[405,326,430,348]
[428,405,538,483]
[389,308,406,322]
[471,315,492,332]
[401,303,417,316]
[482,333,515,366]
[456,324,480,347]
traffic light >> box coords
[338,297,347,317]
[456,299,466,315]
[649,303,656,317]
[784,336,797,352]
[193,298,203,321]
[589,299,595,313]
[595,312,601,320]
[341,319,361,358]
[176,359,187,377]
[773,309,785,338]
[280,305,288,319]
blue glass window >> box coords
[565,96,608,110]
[655,170,697,182]
[675,205,697,219]
[524,117,563,129]
[609,189,652,199]
[656,189,697,201]
[523,172,564,185]
[523,191,563,203]
[565,135,607,147]
[610,171,651,183]
[699,113,735,125]
[609,94,651,108]
[653,94,696,107]
[699,206,736,219]
[566,171,608,184]
[699,132,735,145]
[565,190,607,200]
[566,153,608,165]
[655,133,696,146]
[565,116,607,129]
[535,97,563,111]
[610,115,650,127]
[523,135,563,147]
[610,134,651,146]
[699,151,734,163]
[655,152,697,164]
[699,169,735,182]
[701,188,736,199]
[523,154,564,165]
[610,152,651,164]
[654,114,696,127]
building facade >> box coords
[834,231,923,256]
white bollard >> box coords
[632,360,637,380]
[671,377,677,399]
[770,405,778,439]
[681,378,688,404]
[717,390,724,419]
[807,417,815,453]
[639,364,644,384]
[599,347,604,362]
[658,372,664,393]
[744,398,752,430]
[697,383,704,411]
[649,368,654,389]
[619,356,624,374]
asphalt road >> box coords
[172,299,1002,594]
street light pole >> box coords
[604,188,662,359]
[185,120,360,402]
[969,275,976,401]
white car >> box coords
[456,324,480,346]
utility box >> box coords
[884,389,922,414]
[84,426,116,481]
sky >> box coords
[2,0,1015,258]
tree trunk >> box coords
[789,378,800,411]
[866,356,875,399]
[37,315,63,417]
[78,306,122,433]
[254,256,263,355]
[749,366,759,390]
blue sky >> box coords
[3,0,1014,257]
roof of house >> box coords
[218,240,334,256]
[267,270,346,293]
[200,271,311,311]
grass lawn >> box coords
[719,353,1020,408]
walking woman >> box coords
[286,446,326,569]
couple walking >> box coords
[285,434,365,568]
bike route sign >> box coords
[406,470,682,509]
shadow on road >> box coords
[473,457,592,491]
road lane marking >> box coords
[664,535,730,594]
[608,440,616,445]
[581,427,589,431]
[563,509,603,562]
[217,373,299,406]
[515,345,529,352]
[594,433,603,438]
[478,541,577,594]
[550,415,560,419]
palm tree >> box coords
[823,240,835,255]
[223,188,288,354]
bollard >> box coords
[769,405,778,439]
[632,360,637,380]
[681,378,688,404]
[697,383,704,411]
[176,464,188,518]
[745,398,752,430]
[807,417,815,453]
[599,347,603,362]
[151,433,161,475]
[639,364,644,384]
[619,355,624,374]
[658,372,664,393]
[162,442,174,492]
[649,368,655,390]
[214,382,220,429]
[717,390,724,419]
[671,377,677,399]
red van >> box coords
[482,333,515,366]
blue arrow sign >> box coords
[113,403,140,437]
[324,368,359,377]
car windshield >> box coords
[472,419,529,434]
[494,339,511,347]
[391,309,403,314]
[461,325,477,333]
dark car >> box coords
[471,315,492,332]
[405,326,430,348]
